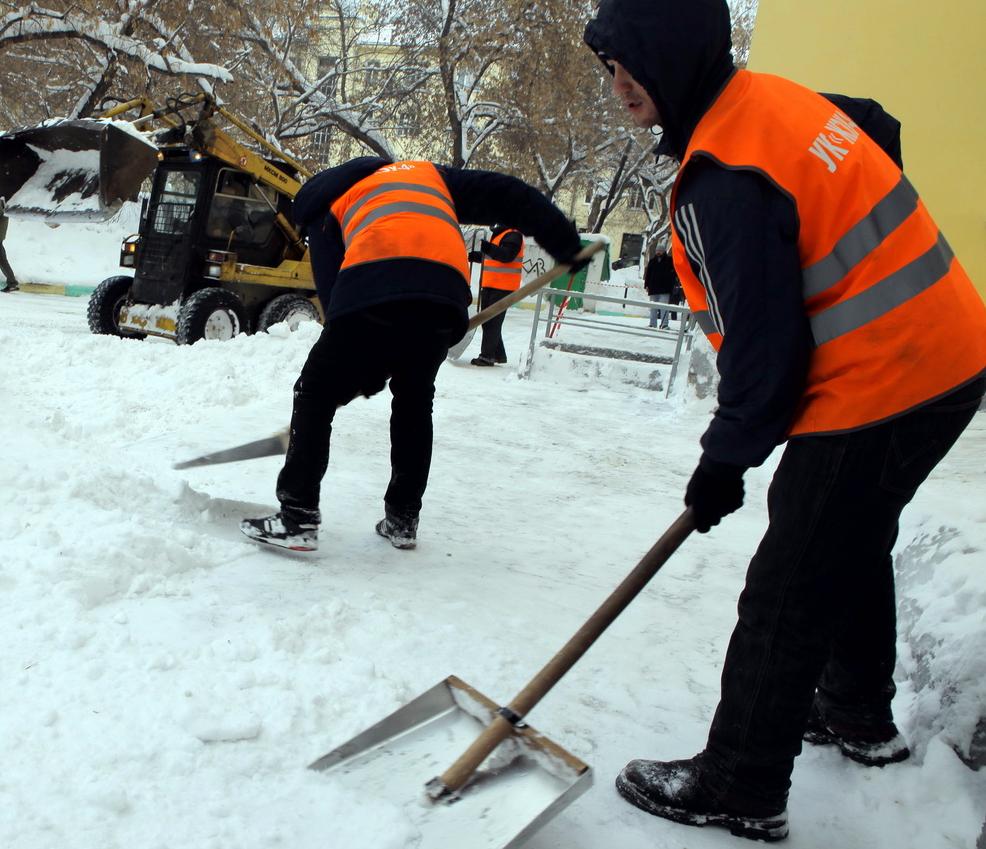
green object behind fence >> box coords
[549,236,610,311]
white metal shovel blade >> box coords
[309,676,591,849]
[447,326,477,361]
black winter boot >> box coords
[615,756,789,842]
[375,504,418,549]
[470,355,496,367]
[240,511,318,552]
[803,701,910,766]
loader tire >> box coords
[87,275,145,339]
[175,287,247,345]
[256,293,320,333]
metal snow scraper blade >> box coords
[0,119,158,221]
[311,509,697,849]
[447,240,606,361]
[172,430,291,470]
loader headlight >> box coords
[120,237,138,267]
[204,250,232,279]
[190,150,204,162]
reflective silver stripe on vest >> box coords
[803,177,919,299]
[343,201,461,247]
[810,232,954,346]
[483,266,522,276]
[340,182,455,234]
[691,310,720,336]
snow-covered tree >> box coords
[0,0,231,121]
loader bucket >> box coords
[0,119,158,222]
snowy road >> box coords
[1,290,983,849]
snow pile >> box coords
[896,521,986,768]
[4,202,138,286]
[1,293,984,849]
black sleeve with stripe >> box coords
[674,157,811,469]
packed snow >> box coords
[0,215,984,849]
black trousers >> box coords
[276,301,456,523]
[478,287,512,361]
[0,243,17,286]
[702,375,985,807]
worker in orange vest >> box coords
[585,0,986,840]
[240,158,581,553]
[470,224,525,366]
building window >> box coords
[309,127,334,164]
[317,55,339,97]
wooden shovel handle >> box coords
[434,508,696,796]
[465,240,606,332]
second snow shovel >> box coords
[446,240,605,361]
[173,241,605,470]
[310,508,696,849]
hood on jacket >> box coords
[584,0,735,160]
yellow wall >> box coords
[748,1,986,298]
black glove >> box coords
[684,455,745,533]
[467,250,484,264]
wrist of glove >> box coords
[467,250,484,264]
[684,455,746,533]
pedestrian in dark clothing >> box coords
[240,158,582,552]
[643,246,677,329]
[585,0,986,841]
[0,197,20,293]
[470,225,524,366]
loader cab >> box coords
[131,154,291,307]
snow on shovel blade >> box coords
[309,676,591,849]
[0,119,158,222]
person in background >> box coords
[240,158,582,553]
[584,0,986,841]
[470,224,525,366]
[643,244,677,329]
[0,197,20,293]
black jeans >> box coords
[478,287,511,361]
[276,301,456,523]
[703,375,985,807]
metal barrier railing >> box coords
[521,287,696,397]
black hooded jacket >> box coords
[292,157,582,341]
[585,0,904,471]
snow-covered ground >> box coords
[1,227,984,849]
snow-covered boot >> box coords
[375,505,418,549]
[240,512,318,552]
[803,701,910,766]
[615,756,789,843]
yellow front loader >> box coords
[0,94,320,343]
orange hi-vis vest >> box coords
[481,229,526,291]
[671,70,986,437]
[330,161,469,281]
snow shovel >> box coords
[447,240,605,361]
[0,118,158,221]
[172,430,290,470]
[173,241,607,471]
[310,508,696,849]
